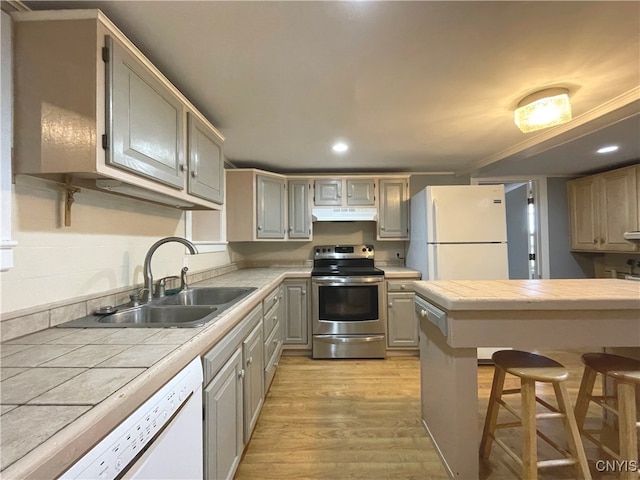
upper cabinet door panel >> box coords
[106,36,184,189]
[347,179,375,206]
[314,179,342,205]
[187,113,224,204]
[257,175,286,239]
[288,180,310,239]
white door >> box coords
[427,186,507,243]
[428,243,509,280]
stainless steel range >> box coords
[311,245,386,359]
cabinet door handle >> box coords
[239,369,245,379]
[420,309,427,318]
[381,226,385,231]
[593,238,598,244]
[600,238,605,244]
[180,164,188,172]
[400,284,406,290]
[247,356,253,366]
[191,170,198,178]
[257,225,263,231]
[301,290,306,295]
[389,302,393,307]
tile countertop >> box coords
[414,279,640,311]
[0,265,417,478]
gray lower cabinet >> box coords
[242,321,264,442]
[105,35,185,189]
[387,281,419,348]
[284,280,310,346]
[204,347,244,480]
[257,174,286,239]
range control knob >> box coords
[367,247,373,252]
[362,247,367,252]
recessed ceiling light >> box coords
[596,145,619,154]
[332,142,349,153]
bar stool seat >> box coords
[480,350,591,480]
[574,353,640,480]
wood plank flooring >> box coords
[234,351,632,480]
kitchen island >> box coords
[413,279,640,480]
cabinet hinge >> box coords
[527,197,534,205]
[101,46,109,63]
[529,253,536,261]
[101,134,109,150]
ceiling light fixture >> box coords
[514,87,572,133]
[596,145,619,154]
[332,142,349,153]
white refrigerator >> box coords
[406,185,510,361]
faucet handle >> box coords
[181,267,189,290]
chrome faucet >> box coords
[143,237,198,301]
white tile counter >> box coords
[0,267,309,479]
[414,278,640,479]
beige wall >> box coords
[230,221,405,264]
[0,175,231,315]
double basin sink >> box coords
[58,287,257,328]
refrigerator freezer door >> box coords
[428,243,509,280]
[427,186,507,243]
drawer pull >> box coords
[238,369,245,380]
[420,309,427,318]
[400,284,406,290]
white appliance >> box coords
[61,357,203,480]
[406,185,510,361]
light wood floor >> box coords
[234,351,630,480]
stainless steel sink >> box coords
[57,287,257,328]
[159,287,256,307]
[59,304,218,328]
[97,305,218,327]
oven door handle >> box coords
[315,335,385,343]
[312,276,383,285]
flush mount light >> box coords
[596,145,619,154]
[514,87,572,133]
[332,142,349,153]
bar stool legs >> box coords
[574,353,640,480]
[480,350,592,480]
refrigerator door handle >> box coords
[431,198,438,243]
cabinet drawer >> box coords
[264,320,281,364]
[264,353,278,390]
[203,304,261,384]
[387,280,415,292]
[263,287,281,316]
[263,298,281,339]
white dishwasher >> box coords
[61,357,203,480]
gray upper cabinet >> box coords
[257,175,286,239]
[346,179,375,206]
[105,36,185,189]
[314,179,342,205]
[187,112,224,204]
[13,12,223,210]
[288,180,311,239]
[378,179,409,239]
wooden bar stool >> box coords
[574,353,640,480]
[480,350,591,479]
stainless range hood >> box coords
[623,231,640,243]
[311,207,378,222]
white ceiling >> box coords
[24,1,640,177]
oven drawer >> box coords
[312,335,386,359]
[386,280,415,292]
